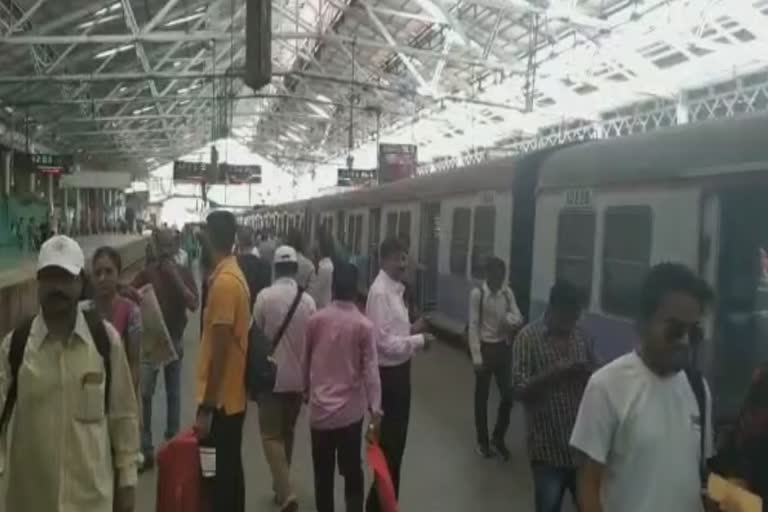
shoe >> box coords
[476,444,493,458]
[493,438,510,461]
[139,453,155,473]
[280,497,298,512]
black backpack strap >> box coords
[271,288,304,352]
[685,367,708,486]
[0,318,34,434]
[83,310,112,413]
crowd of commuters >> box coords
[1,213,767,512]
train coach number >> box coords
[565,189,593,208]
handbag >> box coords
[245,288,304,399]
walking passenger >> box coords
[132,228,198,469]
[304,262,382,512]
[365,237,434,512]
[571,263,715,512]
[195,210,251,512]
[0,235,139,512]
[308,228,335,309]
[88,246,143,407]
[512,280,593,512]
[253,245,317,512]
[469,256,523,460]
[286,228,316,291]
[236,225,271,311]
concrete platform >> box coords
[136,302,575,511]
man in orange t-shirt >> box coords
[195,210,251,512]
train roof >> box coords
[539,112,768,190]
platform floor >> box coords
[0,234,143,288]
[136,304,575,512]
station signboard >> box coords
[174,160,262,184]
[30,154,74,175]
[338,168,376,187]
[378,143,417,184]
[173,160,209,182]
[221,163,262,184]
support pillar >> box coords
[47,173,54,212]
[29,172,35,194]
[2,151,10,196]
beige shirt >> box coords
[467,283,523,365]
[0,310,139,512]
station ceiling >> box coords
[0,0,767,177]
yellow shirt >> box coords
[0,310,139,512]
[197,255,251,414]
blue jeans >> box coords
[141,338,183,457]
[531,462,579,512]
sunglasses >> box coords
[664,319,704,345]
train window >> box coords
[450,208,472,276]
[386,212,398,239]
[471,206,496,278]
[354,215,364,254]
[601,206,653,317]
[555,210,596,300]
[398,211,411,244]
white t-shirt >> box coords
[570,351,713,512]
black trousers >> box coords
[366,361,411,512]
[311,420,364,512]
[474,342,513,446]
[207,410,245,512]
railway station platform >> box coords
[0,234,146,336]
[135,299,574,512]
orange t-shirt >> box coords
[196,255,251,414]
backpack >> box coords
[245,288,304,400]
[0,310,112,433]
[684,367,708,487]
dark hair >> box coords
[318,229,335,258]
[379,237,405,260]
[486,257,506,279]
[639,262,714,321]
[549,280,586,312]
[93,246,123,273]
[286,228,305,254]
[206,210,237,253]
[333,262,358,301]
[237,225,254,247]
[274,261,298,279]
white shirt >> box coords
[308,257,333,309]
[570,351,713,512]
[253,277,317,393]
[250,246,261,258]
[175,248,189,267]
[467,283,522,365]
[366,270,424,367]
[0,311,139,512]
[296,252,316,291]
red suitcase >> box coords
[156,429,211,512]
[367,443,399,512]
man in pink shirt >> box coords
[304,262,382,512]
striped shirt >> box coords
[511,318,595,467]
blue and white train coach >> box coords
[258,112,768,422]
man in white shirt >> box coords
[0,235,139,512]
[286,229,316,291]
[308,230,335,309]
[365,237,434,512]
[570,263,716,512]
[468,257,522,460]
[253,245,317,512]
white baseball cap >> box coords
[274,245,298,264]
[37,235,85,276]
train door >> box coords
[419,202,441,311]
[368,208,381,286]
[712,186,768,421]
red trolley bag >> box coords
[367,443,399,512]
[156,429,211,512]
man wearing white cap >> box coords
[0,235,139,512]
[253,245,317,512]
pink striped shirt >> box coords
[304,301,382,430]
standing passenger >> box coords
[571,263,715,512]
[512,280,593,512]
[286,228,316,291]
[308,229,335,309]
[304,262,382,512]
[195,211,251,512]
[132,228,198,469]
[236,226,271,311]
[365,237,434,512]
[0,235,139,512]
[469,257,522,460]
[253,245,317,512]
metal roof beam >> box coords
[5,0,50,35]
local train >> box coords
[249,112,768,422]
